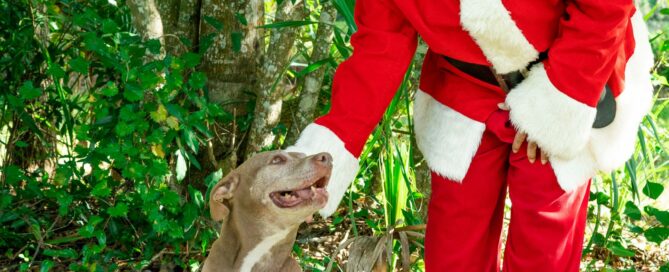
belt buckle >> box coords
[490,67,529,93]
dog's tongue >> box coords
[294,187,314,199]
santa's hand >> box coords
[498,103,548,165]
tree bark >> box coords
[127,0,166,59]
[201,0,264,106]
[284,2,337,146]
[197,0,265,171]
[244,0,306,158]
[175,0,200,52]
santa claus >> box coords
[287,0,654,270]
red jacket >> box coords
[288,0,654,216]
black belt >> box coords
[442,53,616,128]
[442,54,546,92]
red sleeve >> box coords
[314,0,418,157]
[506,0,636,159]
[545,0,635,106]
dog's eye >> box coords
[270,155,286,164]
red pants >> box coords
[424,110,590,271]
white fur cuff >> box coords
[413,90,486,181]
[506,63,596,159]
[286,123,360,217]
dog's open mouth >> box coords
[269,175,329,208]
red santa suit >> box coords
[287,0,654,270]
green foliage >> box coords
[1,0,669,271]
[0,0,227,270]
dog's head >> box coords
[209,150,332,227]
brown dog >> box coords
[202,150,332,272]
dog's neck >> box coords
[207,210,299,271]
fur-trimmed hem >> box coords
[286,123,360,217]
[547,11,654,190]
[413,90,486,181]
[506,63,596,160]
[460,0,539,73]
[589,11,654,172]
[551,152,597,191]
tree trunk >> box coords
[284,2,337,146]
[244,0,306,158]
[127,0,166,59]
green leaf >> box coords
[122,162,147,180]
[30,223,42,241]
[182,202,199,230]
[20,81,42,100]
[15,141,28,148]
[182,149,201,169]
[40,260,54,272]
[3,165,24,185]
[57,194,73,216]
[295,58,332,78]
[644,227,669,244]
[204,169,223,202]
[183,128,199,153]
[204,169,222,184]
[100,82,118,97]
[189,185,206,209]
[119,105,139,121]
[592,192,610,205]
[102,19,119,34]
[182,52,201,68]
[114,121,135,137]
[176,150,187,181]
[660,263,669,272]
[108,203,129,217]
[188,71,207,89]
[235,12,248,25]
[623,201,641,221]
[0,193,12,210]
[161,190,181,209]
[203,16,224,31]
[91,180,111,197]
[83,33,105,52]
[606,242,636,257]
[140,70,163,89]
[231,32,243,52]
[332,0,357,33]
[146,39,162,55]
[43,248,78,259]
[642,181,664,199]
[47,65,66,79]
[123,82,144,102]
[645,206,669,226]
[258,20,317,29]
[149,159,169,176]
[69,56,90,74]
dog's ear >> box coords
[210,172,240,221]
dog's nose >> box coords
[312,152,332,166]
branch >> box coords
[285,2,337,146]
[244,0,307,158]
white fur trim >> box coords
[239,228,291,272]
[506,63,596,160]
[286,123,360,217]
[589,11,654,171]
[549,11,654,190]
[413,90,486,181]
[460,0,539,73]
[550,151,598,191]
